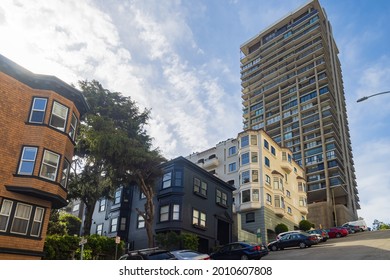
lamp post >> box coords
[357,90,390,102]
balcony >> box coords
[274,207,285,217]
[299,206,308,215]
[202,156,219,169]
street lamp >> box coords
[357,90,390,102]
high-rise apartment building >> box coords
[239,0,358,228]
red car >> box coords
[326,227,348,238]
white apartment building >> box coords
[187,129,307,244]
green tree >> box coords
[68,80,165,244]
[299,220,314,231]
[275,223,288,234]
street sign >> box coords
[79,238,87,246]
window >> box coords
[228,146,237,156]
[246,212,255,223]
[137,215,145,229]
[265,175,271,185]
[99,199,106,212]
[241,170,250,184]
[175,171,182,187]
[266,194,272,205]
[250,135,257,145]
[10,203,32,235]
[40,150,60,181]
[251,152,258,163]
[60,159,70,188]
[160,205,169,222]
[18,147,38,175]
[241,135,249,148]
[252,189,259,202]
[228,162,236,172]
[241,152,250,165]
[69,113,78,140]
[216,190,228,206]
[1,200,45,237]
[252,170,259,182]
[29,97,47,124]
[96,224,103,235]
[287,207,292,214]
[172,204,180,220]
[265,156,270,167]
[271,146,276,156]
[192,209,206,228]
[120,217,126,231]
[30,207,44,237]
[264,139,269,149]
[110,217,118,232]
[114,188,122,204]
[194,178,207,196]
[0,200,13,232]
[49,101,69,131]
[242,190,250,203]
[162,172,172,189]
[299,197,307,207]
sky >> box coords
[1,0,390,228]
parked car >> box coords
[170,250,210,260]
[342,220,367,232]
[119,247,177,260]
[307,229,329,242]
[340,225,357,234]
[325,227,348,238]
[210,242,268,260]
[276,230,303,240]
[268,232,319,251]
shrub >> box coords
[275,223,288,234]
[299,220,314,231]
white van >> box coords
[342,220,367,231]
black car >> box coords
[268,232,319,251]
[119,247,177,260]
[210,242,268,260]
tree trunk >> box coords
[82,200,96,236]
[138,175,155,248]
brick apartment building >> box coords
[0,54,88,259]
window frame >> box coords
[172,204,180,220]
[68,112,78,140]
[160,205,169,222]
[39,149,61,181]
[114,188,122,205]
[10,203,32,235]
[192,209,206,228]
[96,223,103,235]
[216,189,228,207]
[18,146,38,175]
[99,199,106,212]
[0,200,13,232]
[137,215,145,229]
[110,217,118,233]
[49,101,69,132]
[30,207,45,237]
[60,158,70,188]
[162,172,172,189]
[29,97,47,124]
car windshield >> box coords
[176,251,199,258]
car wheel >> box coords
[271,245,278,251]
[299,242,306,249]
[240,255,249,260]
[336,233,341,238]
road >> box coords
[263,229,390,260]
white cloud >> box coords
[355,139,390,226]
